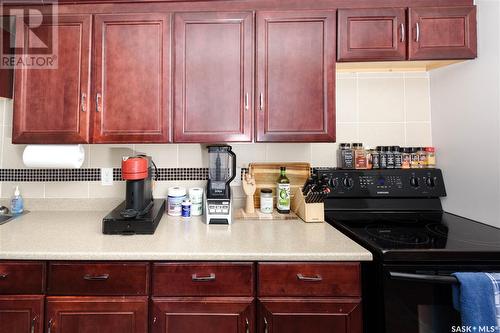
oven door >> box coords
[382,264,500,333]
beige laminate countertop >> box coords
[0,211,372,261]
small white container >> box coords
[167,187,187,216]
[189,187,204,216]
[260,188,274,214]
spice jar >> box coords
[393,146,402,169]
[338,143,354,169]
[354,143,368,170]
[386,146,395,169]
[379,147,388,169]
[402,148,411,169]
[371,149,380,169]
[410,148,420,169]
[260,188,274,214]
[426,147,436,168]
[418,147,428,168]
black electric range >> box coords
[317,168,500,333]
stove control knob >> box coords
[329,178,339,188]
[410,177,419,188]
[342,177,354,189]
[426,177,436,188]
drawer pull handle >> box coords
[191,273,216,282]
[47,319,53,333]
[245,317,249,333]
[264,317,268,333]
[83,274,110,281]
[0,273,8,279]
[31,316,37,333]
[297,273,322,282]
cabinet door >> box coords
[173,12,253,143]
[256,11,336,142]
[338,8,406,62]
[258,298,362,333]
[1,16,14,98]
[12,14,91,144]
[152,297,254,333]
[93,14,170,143]
[409,6,477,60]
[0,295,44,333]
[46,296,148,333]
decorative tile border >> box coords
[0,167,313,182]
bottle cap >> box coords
[392,146,400,151]
[426,147,435,152]
[261,188,273,194]
[14,186,20,196]
[280,166,286,171]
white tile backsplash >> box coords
[0,73,433,199]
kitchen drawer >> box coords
[153,262,254,296]
[258,262,361,297]
[48,262,149,296]
[0,261,45,294]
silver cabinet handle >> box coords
[96,93,103,112]
[244,93,249,111]
[83,274,109,281]
[0,273,8,279]
[245,317,249,333]
[47,319,53,333]
[264,317,268,333]
[81,93,87,112]
[297,273,323,282]
[30,316,37,333]
[191,273,216,282]
[259,93,264,111]
[416,22,420,42]
[400,23,405,43]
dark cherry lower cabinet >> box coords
[259,298,362,333]
[46,296,148,333]
[0,295,44,333]
[173,12,254,143]
[409,6,477,60]
[93,14,170,143]
[12,14,92,144]
[151,298,254,333]
[256,11,336,142]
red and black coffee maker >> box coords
[102,155,165,235]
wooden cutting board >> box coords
[248,162,310,208]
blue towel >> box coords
[485,273,500,329]
[452,272,498,332]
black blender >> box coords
[205,145,236,224]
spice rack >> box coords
[291,188,324,223]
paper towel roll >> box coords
[23,145,85,168]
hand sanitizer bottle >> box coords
[10,186,24,215]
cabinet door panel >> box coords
[0,296,44,333]
[259,298,362,333]
[409,6,477,60]
[93,14,170,143]
[338,8,406,61]
[13,15,91,143]
[173,12,253,143]
[152,297,254,333]
[256,11,335,142]
[46,296,148,333]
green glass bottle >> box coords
[276,167,291,214]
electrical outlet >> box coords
[101,168,114,186]
[231,167,242,186]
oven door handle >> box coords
[389,271,458,284]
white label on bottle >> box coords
[277,183,291,210]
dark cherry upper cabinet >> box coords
[93,14,170,143]
[0,16,14,98]
[46,296,148,333]
[258,298,362,333]
[151,298,254,333]
[12,14,92,144]
[0,296,44,333]
[173,12,253,143]
[256,11,336,142]
[409,6,477,60]
[337,8,407,62]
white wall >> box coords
[430,0,500,227]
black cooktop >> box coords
[326,211,500,262]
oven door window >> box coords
[383,267,460,333]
